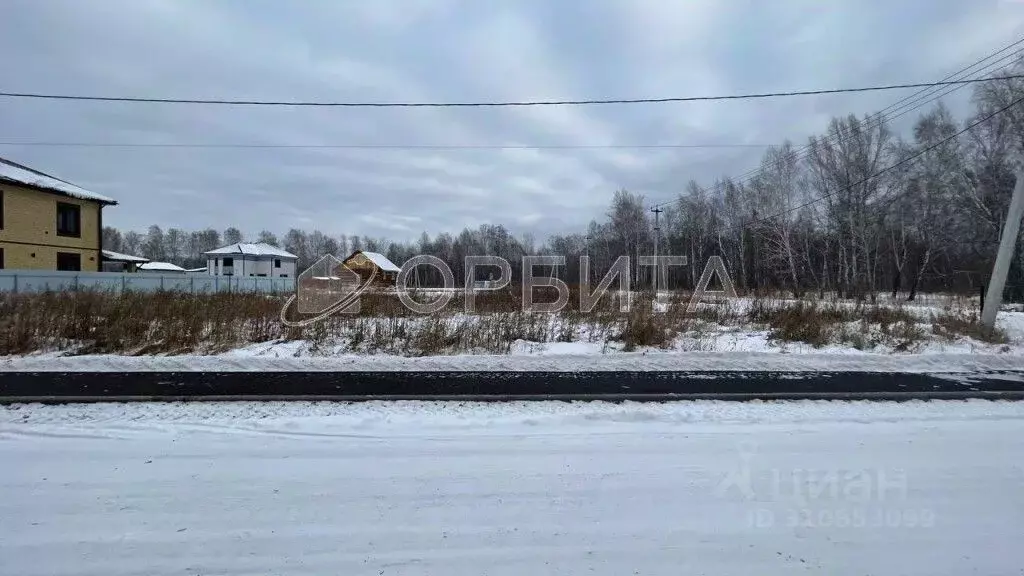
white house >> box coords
[138,261,186,274]
[204,242,298,278]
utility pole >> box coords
[651,207,663,294]
[982,170,1024,330]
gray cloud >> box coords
[1,0,1022,242]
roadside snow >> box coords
[4,350,1024,372]
[2,400,1021,576]
[4,399,1023,432]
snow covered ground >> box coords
[6,350,1024,372]
[1,401,1022,575]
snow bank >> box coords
[4,399,1022,434]
[4,350,1024,372]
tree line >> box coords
[103,64,1024,299]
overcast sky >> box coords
[2,0,1023,242]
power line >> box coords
[5,48,1021,154]
[715,92,1024,235]
[650,40,1024,209]
[2,76,1022,107]
[0,141,775,150]
[649,37,1024,209]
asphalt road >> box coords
[2,370,1024,403]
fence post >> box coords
[74,274,79,292]
[160,275,165,291]
[191,276,195,294]
[12,273,18,294]
[122,274,127,294]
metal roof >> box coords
[138,261,187,272]
[203,242,298,258]
[0,156,117,204]
[101,250,150,263]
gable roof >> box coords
[204,242,297,259]
[0,156,117,205]
[344,250,401,273]
[101,250,150,263]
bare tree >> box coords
[750,142,803,295]
[284,229,311,269]
[223,227,243,245]
[608,189,650,284]
[142,225,166,261]
[904,103,964,300]
[122,231,143,256]
[257,230,279,246]
[807,114,892,299]
[165,228,186,264]
[102,227,123,253]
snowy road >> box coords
[2,401,1023,575]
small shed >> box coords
[101,250,149,273]
[342,250,401,285]
[138,261,187,274]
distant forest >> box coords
[104,63,1024,301]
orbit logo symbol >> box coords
[279,254,377,327]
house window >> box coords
[56,202,81,237]
[56,252,81,271]
[274,258,281,268]
[223,257,234,267]
[0,248,4,269]
[0,190,4,229]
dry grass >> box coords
[617,303,674,351]
[931,310,1009,344]
[745,299,929,349]
[0,290,285,355]
[0,288,1013,356]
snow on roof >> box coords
[0,157,117,204]
[185,267,208,273]
[204,242,297,259]
[101,250,150,263]
[138,261,187,272]
[357,251,401,272]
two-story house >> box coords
[0,156,117,272]
[204,242,298,278]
